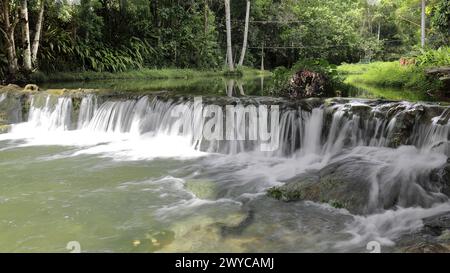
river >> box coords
[0,79,449,252]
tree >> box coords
[32,0,45,67]
[20,0,32,72]
[225,0,234,71]
[238,0,250,66]
[0,0,19,77]
[430,0,450,46]
[421,0,426,47]
[0,0,45,79]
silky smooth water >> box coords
[0,92,449,252]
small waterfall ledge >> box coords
[1,91,450,212]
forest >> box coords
[0,0,449,88]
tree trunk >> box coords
[377,21,381,42]
[224,0,234,71]
[421,0,426,48]
[32,0,45,67]
[120,0,127,15]
[238,0,250,67]
[151,0,159,27]
[204,0,208,34]
[260,42,264,71]
[20,0,32,72]
[1,0,19,76]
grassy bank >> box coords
[338,62,442,94]
[30,67,271,83]
[338,47,450,97]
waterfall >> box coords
[9,94,449,157]
[2,92,450,251]
[77,94,97,129]
[1,93,449,217]
[27,95,73,131]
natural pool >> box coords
[0,79,449,253]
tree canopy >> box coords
[1,0,449,80]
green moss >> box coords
[329,200,345,209]
[267,187,284,200]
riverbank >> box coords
[338,62,442,96]
[29,67,271,83]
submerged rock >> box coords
[185,179,218,200]
[267,157,372,215]
[396,212,450,253]
[268,147,450,215]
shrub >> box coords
[270,59,343,97]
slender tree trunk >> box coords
[151,0,158,27]
[377,21,381,42]
[32,0,45,67]
[204,0,208,34]
[226,79,235,97]
[421,0,426,48]
[120,0,127,15]
[237,82,245,96]
[260,42,264,71]
[238,0,250,67]
[224,0,234,71]
[1,0,19,76]
[20,0,32,72]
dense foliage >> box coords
[1,0,449,81]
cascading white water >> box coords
[0,93,6,103]
[77,94,97,129]
[2,92,450,251]
[4,94,450,213]
[14,94,450,157]
[26,95,73,131]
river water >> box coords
[0,82,449,252]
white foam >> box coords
[337,203,450,248]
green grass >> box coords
[342,76,429,101]
[336,63,372,75]
[30,67,271,83]
[39,76,269,96]
[338,61,442,95]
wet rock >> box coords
[430,160,450,197]
[0,124,11,134]
[422,212,450,237]
[400,242,449,253]
[0,84,21,92]
[267,157,373,215]
[23,84,39,92]
[348,104,373,120]
[396,212,450,253]
[382,104,427,147]
[0,93,23,124]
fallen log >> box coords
[425,66,450,75]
